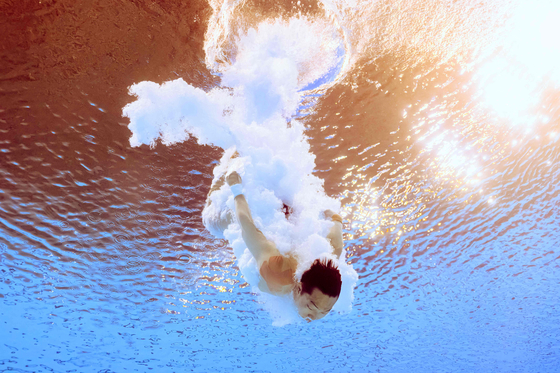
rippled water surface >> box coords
[1,0,560,371]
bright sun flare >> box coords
[476,0,560,125]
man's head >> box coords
[293,258,342,321]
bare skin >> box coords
[226,171,280,266]
[293,286,338,321]
[226,170,342,321]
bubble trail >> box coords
[123,15,358,325]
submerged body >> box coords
[203,157,344,321]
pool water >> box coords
[1,0,560,371]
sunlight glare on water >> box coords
[475,0,560,128]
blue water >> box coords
[2,0,560,371]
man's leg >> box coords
[203,174,234,237]
[202,149,240,237]
[205,175,227,207]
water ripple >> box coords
[1,0,560,371]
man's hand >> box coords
[324,209,343,258]
[227,171,242,186]
[323,209,335,219]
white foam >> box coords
[123,15,358,325]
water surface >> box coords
[1,0,560,371]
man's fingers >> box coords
[323,209,334,218]
[226,171,242,186]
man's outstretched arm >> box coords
[227,171,279,264]
[324,209,344,259]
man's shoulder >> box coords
[258,254,297,294]
[261,254,297,271]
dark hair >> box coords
[300,259,342,298]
